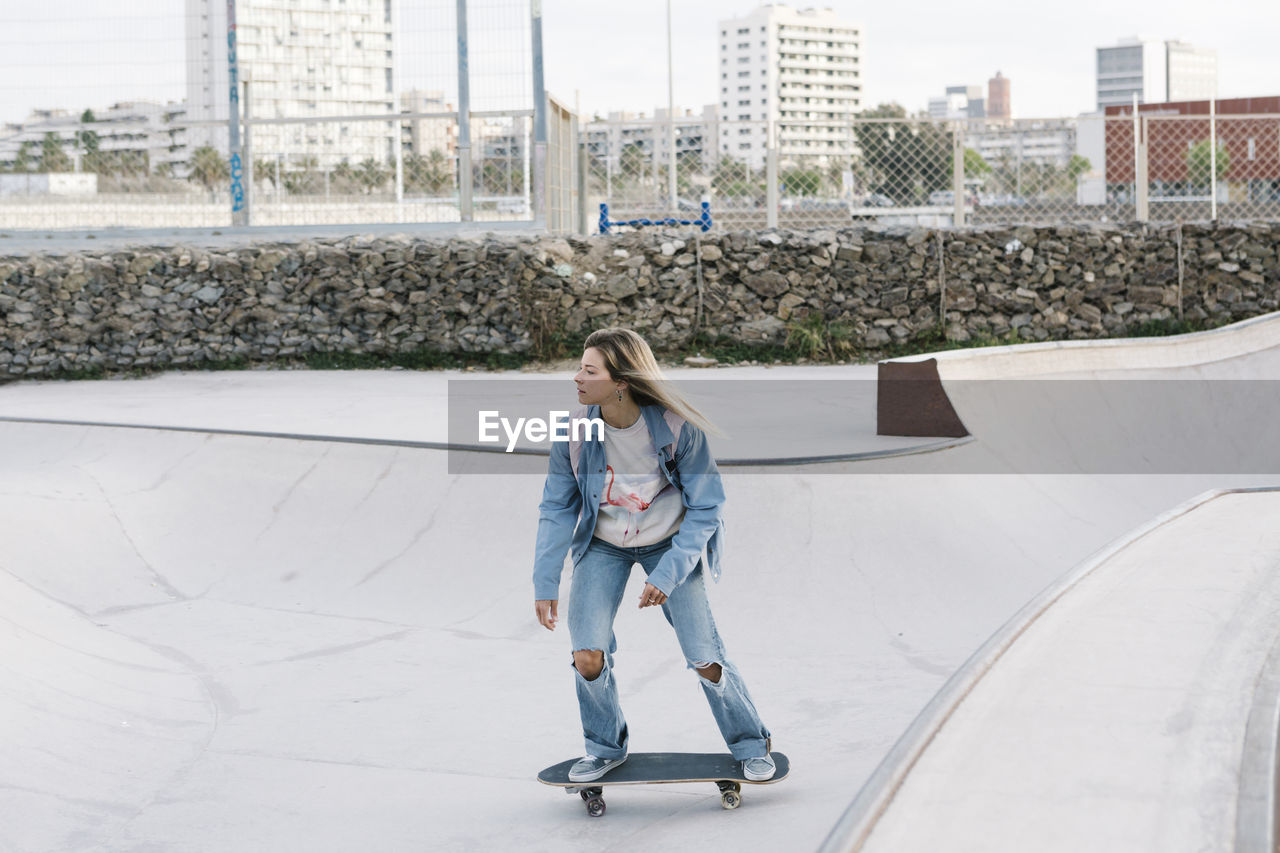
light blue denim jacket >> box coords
[532,404,726,601]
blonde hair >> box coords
[583,327,721,436]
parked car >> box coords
[980,194,1029,207]
[928,190,979,206]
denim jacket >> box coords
[532,404,726,600]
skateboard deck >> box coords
[538,751,790,816]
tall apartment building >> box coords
[1165,41,1219,102]
[1096,37,1217,111]
[0,101,188,177]
[967,120,1076,169]
[987,72,1011,121]
[400,90,456,160]
[185,0,396,167]
[716,4,863,169]
[583,106,720,178]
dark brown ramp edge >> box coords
[876,358,969,438]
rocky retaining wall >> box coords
[1,222,1277,376]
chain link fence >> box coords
[0,0,1275,234]
[582,112,1280,234]
[0,0,535,230]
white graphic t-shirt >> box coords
[592,414,685,548]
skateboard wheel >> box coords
[720,790,741,810]
[586,796,606,817]
[579,787,603,802]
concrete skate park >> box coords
[3,311,1280,852]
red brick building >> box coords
[1103,96,1280,188]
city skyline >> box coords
[1,0,1278,128]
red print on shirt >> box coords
[604,465,652,541]
[604,466,652,512]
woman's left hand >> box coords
[638,583,667,609]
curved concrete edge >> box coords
[0,415,973,467]
[817,486,1280,853]
[1237,629,1280,853]
[875,310,1280,436]
[887,309,1280,381]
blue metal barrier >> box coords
[599,201,712,234]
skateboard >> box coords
[537,751,790,816]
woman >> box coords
[532,327,774,784]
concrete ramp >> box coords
[2,315,1279,851]
[822,488,1280,852]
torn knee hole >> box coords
[572,649,605,681]
[693,661,723,684]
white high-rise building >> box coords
[716,4,863,169]
[1096,37,1217,111]
[185,0,396,167]
[1165,40,1219,102]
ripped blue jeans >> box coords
[566,536,771,761]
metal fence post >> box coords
[577,130,588,235]
[531,0,548,226]
[1135,115,1150,222]
[1209,98,1218,220]
[456,0,473,221]
[665,0,676,213]
[243,77,253,226]
[392,0,404,216]
[766,122,778,229]
[226,0,247,226]
[952,122,965,227]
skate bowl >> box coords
[1,317,1279,851]
[821,311,1280,852]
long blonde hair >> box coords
[583,328,721,436]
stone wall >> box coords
[1,222,1277,376]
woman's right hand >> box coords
[535,599,558,631]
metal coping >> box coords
[0,416,972,467]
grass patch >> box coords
[1125,316,1224,338]
[784,314,857,361]
[677,329,793,365]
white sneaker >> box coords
[568,754,627,783]
[742,754,775,781]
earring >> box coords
[616,389,623,402]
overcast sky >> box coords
[2,0,1278,126]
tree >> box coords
[283,155,323,195]
[1186,140,1229,189]
[255,158,279,190]
[331,161,358,194]
[40,132,72,172]
[190,145,229,191]
[75,109,101,172]
[674,149,701,198]
[780,167,823,196]
[711,155,762,201]
[13,141,35,173]
[76,128,101,162]
[1067,154,1091,181]
[619,143,647,181]
[963,148,991,179]
[355,157,389,193]
[404,149,453,194]
[853,104,952,204]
